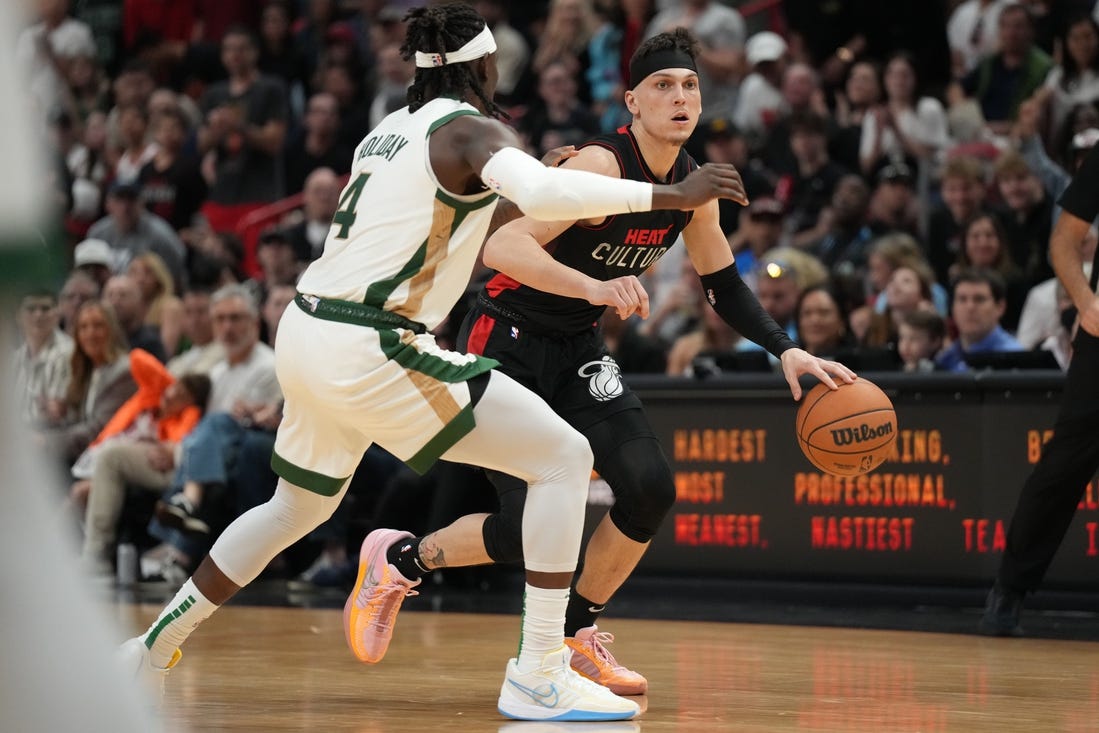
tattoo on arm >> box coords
[419,535,446,569]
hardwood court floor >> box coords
[118,603,1099,733]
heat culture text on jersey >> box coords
[592,242,670,269]
[357,133,410,162]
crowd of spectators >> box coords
[13,0,1099,587]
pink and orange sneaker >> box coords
[565,625,648,695]
[343,528,421,663]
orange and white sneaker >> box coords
[565,625,648,695]
[343,528,421,663]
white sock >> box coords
[140,579,218,667]
[516,584,569,672]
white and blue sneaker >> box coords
[498,646,640,721]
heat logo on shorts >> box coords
[578,356,624,402]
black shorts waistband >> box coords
[476,292,594,338]
[295,293,427,334]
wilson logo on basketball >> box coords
[830,422,894,446]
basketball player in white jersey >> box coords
[119,2,747,721]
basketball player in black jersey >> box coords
[373,28,857,693]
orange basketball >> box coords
[795,377,896,476]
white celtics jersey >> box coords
[296,97,498,330]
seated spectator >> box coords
[37,301,137,471]
[866,161,921,237]
[951,212,1028,332]
[87,180,187,291]
[284,92,351,196]
[110,103,157,184]
[168,288,226,377]
[262,283,298,347]
[103,274,167,362]
[1016,225,1097,349]
[253,230,302,304]
[728,196,784,277]
[794,283,855,358]
[369,43,415,130]
[128,252,185,357]
[57,270,101,334]
[74,352,209,577]
[702,119,772,235]
[898,309,946,372]
[736,248,827,357]
[734,31,789,147]
[285,167,340,263]
[936,267,1024,371]
[150,284,281,569]
[951,4,1053,138]
[801,173,873,271]
[599,309,666,375]
[927,155,988,283]
[72,237,116,289]
[519,60,599,157]
[666,302,740,377]
[138,106,207,231]
[860,51,949,178]
[779,111,848,239]
[1040,14,1099,140]
[992,151,1053,284]
[832,60,882,174]
[12,290,73,426]
[862,261,938,350]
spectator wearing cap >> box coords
[994,151,1053,285]
[284,92,352,196]
[728,197,785,277]
[87,180,187,291]
[285,167,340,263]
[734,31,788,145]
[866,161,920,237]
[73,238,117,288]
[861,51,950,178]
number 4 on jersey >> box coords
[333,172,370,239]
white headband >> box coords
[414,24,496,68]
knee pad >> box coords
[601,436,675,543]
[481,472,526,563]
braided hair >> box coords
[401,3,507,118]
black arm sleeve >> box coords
[699,262,799,359]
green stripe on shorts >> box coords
[270,451,351,496]
[406,403,476,474]
[378,330,498,382]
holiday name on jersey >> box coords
[357,133,410,162]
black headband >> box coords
[629,49,698,89]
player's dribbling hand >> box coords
[587,275,650,320]
[779,348,857,401]
[668,163,749,210]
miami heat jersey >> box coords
[484,125,696,333]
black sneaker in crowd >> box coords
[155,494,211,535]
[978,585,1025,637]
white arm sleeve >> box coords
[480,146,654,221]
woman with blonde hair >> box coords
[128,251,185,356]
[38,301,136,471]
